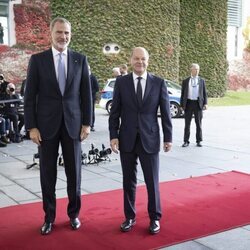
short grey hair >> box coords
[50,17,71,32]
[112,67,120,73]
[131,47,149,59]
[190,63,200,69]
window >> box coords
[0,0,9,45]
[228,0,242,27]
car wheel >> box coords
[170,102,180,118]
[106,101,112,114]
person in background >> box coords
[24,17,92,235]
[0,117,8,147]
[19,79,30,139]
[0,74,11,144]
[119,64,128,76]
[112,67,121,78]
[180,63,208,147]
[0,73,9,96]
[88,66,99,132]
[20,79,26,97]
[0,23,4,44]
[1,83,24,142]
[109,47,172,235]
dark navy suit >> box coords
[109,73,172,220]
[180,77,207,143]
[24,48,92,223]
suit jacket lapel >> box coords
[46,49,61,93]
[143,73,153,103]
[198,77,203,97]
[127,73,137,105]
[65,49,75,92]
[185,77,190,98]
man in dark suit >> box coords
[88,66,99,132]
[180,63,208,147]
[24,17,92,235]
[109,47,172,234]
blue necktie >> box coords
[136,77,143,106]
[58,53,66,94]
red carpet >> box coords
[1,171,250,250]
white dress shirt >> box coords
[52,47,68,80]
[132,71,147,98]
[188,76,199,100]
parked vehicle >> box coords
[99,78,183,118]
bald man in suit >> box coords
[109,47,172,234]
[24,17,92,235]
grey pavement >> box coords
[1,106,250,249]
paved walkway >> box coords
[1,106,250,250]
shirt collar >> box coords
[52,46,68,57]
[133,71,147,82]
[191,75,198,79]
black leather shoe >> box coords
[1,136,10,144]
[70,218,81,230]
[197,142,202,147]
[182,142,189,147]
[0,140,7,147]
[90,127,95,132]
[40,222,53,235]
[149,220,160,234]
[120,219,136,232]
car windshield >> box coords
[106,79,116,88]
[106,78,181,91]
[108,80,116,88]
[165,80,181,90]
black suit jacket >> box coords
[90,74,99,99]
[180,76,208,110]
[109,73,172,154]
[24,48,92,140]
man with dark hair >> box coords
[24,17,92,235]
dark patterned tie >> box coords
[191,77,197,87]
[58,53,66,94]
[136,77,143,106]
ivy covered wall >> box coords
[179,0,228,97]
[50,0,180,84]
[6,0,228,96]
[14,0,51,50]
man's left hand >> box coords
[203,104,208,110]
[163,142,172,152]
[80,125,90,141]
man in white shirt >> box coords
[109,47,172,234]
[180,63,208,147]
[24,17,92,235]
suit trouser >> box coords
[5,113,18,134]
[120,135,161,221]
[184,99,203,143]
[39,119,82,223]
[91,98,95,128]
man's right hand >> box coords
[29,128,42,146]
[110,138,119,154]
